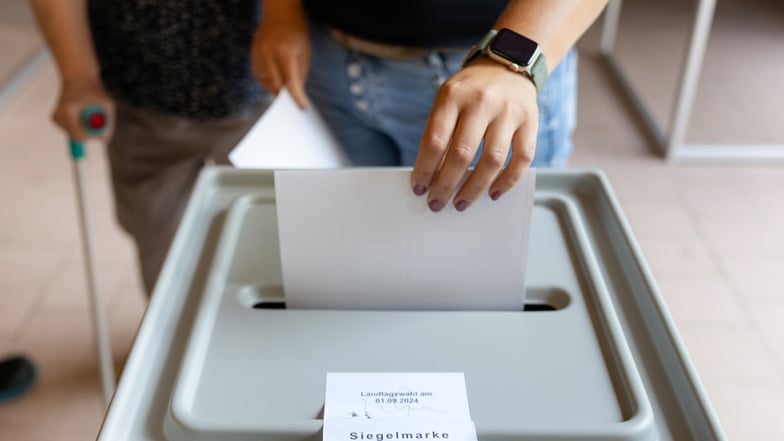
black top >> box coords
[304,0,509,47]
[88,0,265,120]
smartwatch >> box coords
[462,28,548,95]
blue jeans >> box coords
[306,23,577,168]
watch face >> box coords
[490,29,539,66]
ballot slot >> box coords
[250,302,560,311]
[244,287,571,311]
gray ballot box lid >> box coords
[98,168,727,441]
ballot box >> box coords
[97,167,727,441]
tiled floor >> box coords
[1,1,783,440]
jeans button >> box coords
[355,100,369,111]
[347,63,361,79]
[350,83,363,95]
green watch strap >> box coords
[462,29,498,68]
[528,53,548,95]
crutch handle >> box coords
[69,105,109,159]
[81,104,108,135]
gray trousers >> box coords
[107,101,269,295]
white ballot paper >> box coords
[323,373,478,441]
[229,88,350,169]
[274,168,536,310]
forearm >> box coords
[29,0,100,81]
[261,0,304,21]
[495,0,608,71]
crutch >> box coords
[68,105,115,405]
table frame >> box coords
[599,0,784,164]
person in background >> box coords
[29,0,271,295]
[0,355,36,404]
[252,0,607,213]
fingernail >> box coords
[455,200,469,212]
[490,190,502,201]
[429,199,444,212]
[413,184,427,196]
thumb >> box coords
[281,53,310,109]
